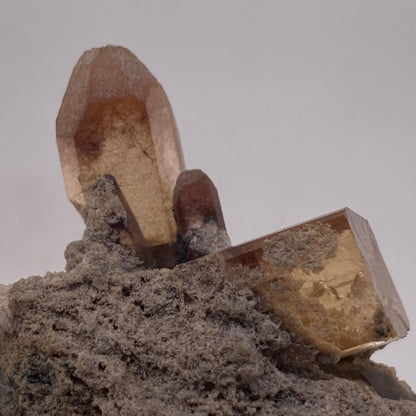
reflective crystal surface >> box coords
[221,208,409,357]
[56,46,184,249]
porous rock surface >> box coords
[0,178,415,415]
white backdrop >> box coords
[1,0,415,391]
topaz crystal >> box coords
[173,169,229,260]
[221,208,409,357]
[56,46,184,252]
[173,169,226,234]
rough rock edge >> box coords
[184,219,231,256]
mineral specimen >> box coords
[1,44,414,416]
[55,46,409,361]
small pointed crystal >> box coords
[173,169,226,234]
[173,169,230,260]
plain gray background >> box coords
[1,0,415,391]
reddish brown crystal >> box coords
[173,169,229,260]
[56,46,184,252]
[173,169,226,235]
[221,208,409,358]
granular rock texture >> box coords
[262,222,338,272]
[184,219,231,256]
[0,180,415,415]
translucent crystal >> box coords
[173,169,226,234]
[173,169,229,260]
[221,208,409,357]
[56,46,184,250]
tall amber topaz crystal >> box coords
[221,208,409,358]
[56,46,184,251]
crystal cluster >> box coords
[56,46,226,266]
[56,46,409,358]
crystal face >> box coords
[56,46,184,248]
[221,208,409,357]
[173,169,226,235]
[173,169,230,260]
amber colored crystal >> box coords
[56,46,184,250]
[173,169,230,261]
[173,169,226,235]
[221,208,409,358]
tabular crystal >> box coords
[221,208,409,358]
[56,46,184,251]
